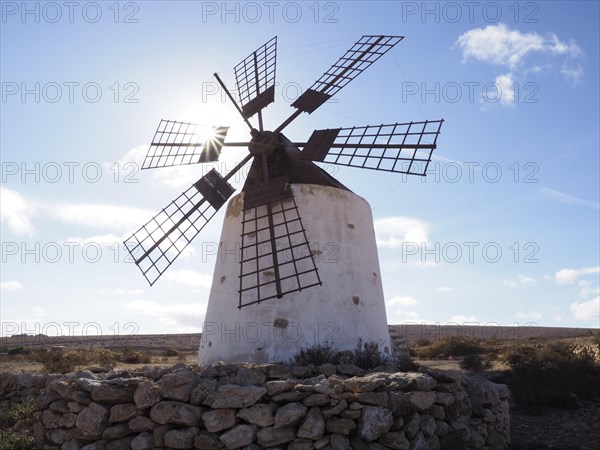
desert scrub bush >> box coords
[6,347,30,356]
[347,338,391,369]
[497,340,600,409]
[0,400,36,450]
[292,339,391,369]
[292,342,341,366]
[459,353,492,373]
[413,335,484,359]
[118,348,152,364]
[40,351,81,373]
[163,347,180,357]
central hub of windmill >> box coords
[248,129,280,156]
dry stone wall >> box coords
[1,363,510,449]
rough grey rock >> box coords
[91,383,133,403]
[133,380,160,409]
[159,370,198,402]
[288,437,316,450]
[410,431,428,450]
[343,373,389,393]
[235,367,266,386]
[356,392,389,408]
[150,401,203,426]
[256,426,296,447]
[106,436,134,450]
[403,412,420,439]
[128,416,155,432]
[326,418,357,434]
[358,406,393,441]
[273,401,307,428]
[323,399,348,418]
[194,431,224,449]
[190,378,218,405]
[409,391,436,411]
[164,426,200,449]
[75,402,109,439]
[303,393,330,406]
[336,364,366,377]
[330,433,351,450]
[102,423,131,439]
[153,424,173,447]
[201,409,236,433]
[265,379,297,396]
[205,384,267,408]
[219,424,257,449]
[109,403,137,422]
[236,403,275,427]
[130,431,154,450]
[378,431,410,449]
[297,406,325,440]
[420,414,437,437]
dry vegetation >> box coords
[0,330,599,449]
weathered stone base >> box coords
[1,363,510,449]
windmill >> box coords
[124,35,443,364]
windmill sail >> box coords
[300,120,444,176]
[291,35,404,114]
[239,177,321,308]
[124,169,235,285]
[142,120,228,169]
[234,37,277,119]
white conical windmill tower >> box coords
[124,35,443,364]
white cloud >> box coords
[503,274,536,288]
[516,308,542,320]
[448,315,477,323]
[570,297,599,321]
[456,23,581,69]
[0,187,36,235]
[386,296,418,307]
[540,188,599,210]
[0,281,23,291]
[52,204,154,232]
[580,287,600,299]
[114,288,144,296]
[554,266,599,285]
[495,73,516,106]
[437,286,454,293]
[127,299,206,331]
[66,234,125,246]
[374,217,429,249]
[385,297,420,324]
[560,64,584,83]
[164,269,212,288]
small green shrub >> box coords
[0,429,34,450]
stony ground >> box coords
[510,401,600,450]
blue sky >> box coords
[1,1,598,337]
